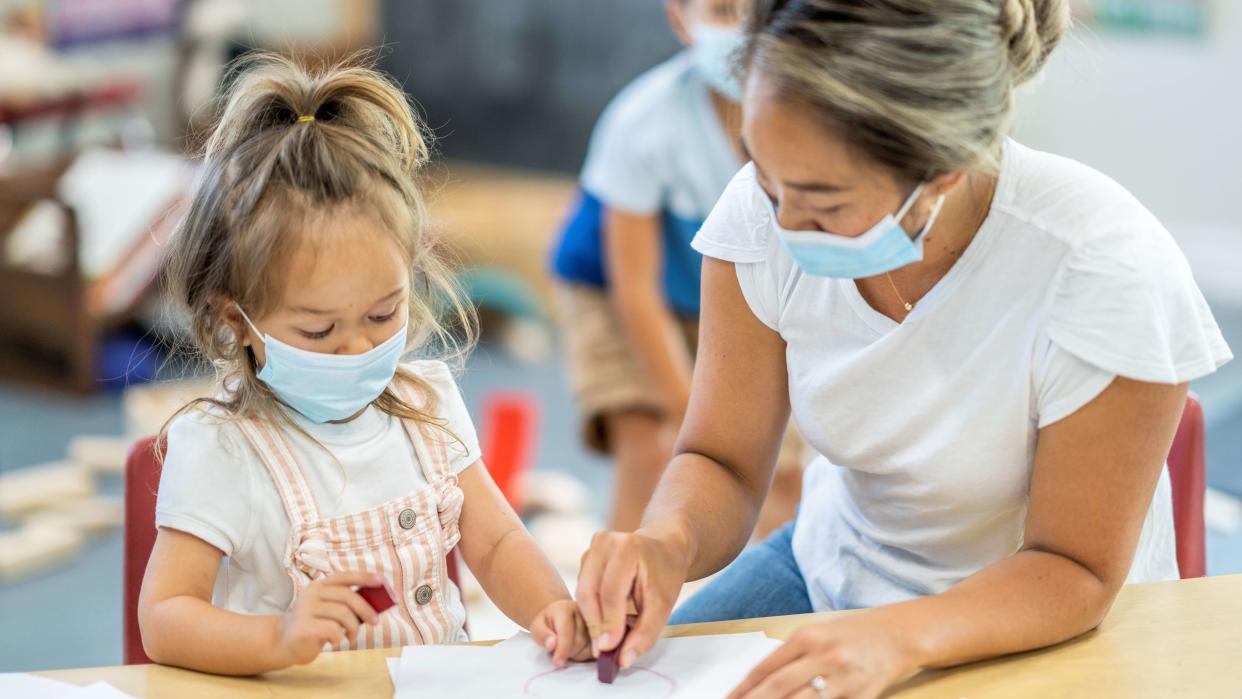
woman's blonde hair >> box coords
[743,0,1070,183]
[161,52,476,444]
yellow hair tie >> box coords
[297,115,315,123]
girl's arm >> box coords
[603,207,695,421]
[730,376,1187,698]
[139,528,377,675]
[456,462,589,664]
[456,461,571,622]
[577,256,794,659]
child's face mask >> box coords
[238,307,408,423]
[689,22,746,102]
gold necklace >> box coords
[885,272,914,312]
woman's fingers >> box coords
[728,635,811,699]
[576,532,622,654]
[735,657,831,699]
[595,542,639,654]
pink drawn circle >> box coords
[523,664,677,698]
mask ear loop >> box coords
[234,304,267,344]
[913,195,947,243]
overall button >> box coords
[415,585,434,606]
[398,509,417,530]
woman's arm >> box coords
[731,376,1188,699]
[577,256,793,661]
[603,207,695,420]
[139,528,377,675]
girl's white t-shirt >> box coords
[692,140,1232,612]
[156,360,482,616]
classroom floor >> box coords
[3,328,1242,673]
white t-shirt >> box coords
[692,140,1233,612]
[581,51,741,222]
[156,360,482,616]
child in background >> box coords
[550,0,803,533]
[139,55,590,675]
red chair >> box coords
[122,392,539,664]
[1167,394,1207,578]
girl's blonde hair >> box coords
[742,0,1070,183]
[162,52,476,443]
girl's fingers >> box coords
[320,585,380,624]
[322,571,384,589]
[549,608,579,668]
[312,600,362,644]
[529,615,557,655]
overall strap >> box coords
[390,379,453,482]
[234,417,322,525]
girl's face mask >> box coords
[239,308,407,423]
[689,22,746,102]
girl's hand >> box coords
[275,571,381,666]
[529,599,592,668]
[575,528,691,668]
[727,611,920,699]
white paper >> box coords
[387,657,399,687]
[0,675,136,699]
[394,632,782,699]
[0,673,78,697]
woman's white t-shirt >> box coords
[692,140,1233,612]
[156,360,482,616]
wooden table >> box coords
[36,574,1242,698]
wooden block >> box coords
[68,435,131,475]
[122,378,216,438]
[24,495,124,537]
[0,462,95,519]
[0,522,84,582]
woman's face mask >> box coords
[765,185,946,279]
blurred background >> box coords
[1,0,1239,673]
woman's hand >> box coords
[729,611,920,699]
[275,572,381,666]
[575,527,692,668]
[529,599,593,667]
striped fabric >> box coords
[234,380,469,650]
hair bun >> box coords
[999,0,1070,85]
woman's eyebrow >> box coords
[740,138,847,193]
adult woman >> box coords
[574,1,1232,697]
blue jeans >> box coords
[669,521,813,624]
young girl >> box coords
[139,54,591,675]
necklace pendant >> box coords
[904,302,914,312]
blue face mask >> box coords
[239,309,408,423]
[689,23,745,102]
[767,184,946,279]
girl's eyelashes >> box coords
[368,310,399,323]
[299,324,334,340]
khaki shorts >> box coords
[555,283,805,469]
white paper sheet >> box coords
[0,674,136,699]
[394,632,782,699]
